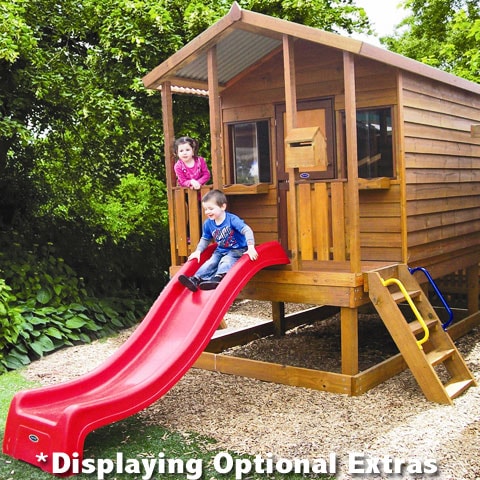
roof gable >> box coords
[142,2,480,95]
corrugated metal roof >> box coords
[175,29,281,85]
[144,2,480,96]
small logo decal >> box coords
[299,172,310,179]
[29,434,39,443]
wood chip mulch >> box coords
[22,300,480,479]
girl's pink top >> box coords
[174,156,211,187]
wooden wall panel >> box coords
[359,185,402,262]
[227,188,279,244]
[401,72,480,270]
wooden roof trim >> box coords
[239,8,363,54]
[359,42,480,95]
[142,2,242,89]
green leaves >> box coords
[0,239,146,374]
[383,0,480,82]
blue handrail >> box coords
[408,266,453,330]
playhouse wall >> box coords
[221,40,404,263]
[401,72,480,276]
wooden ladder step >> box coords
[425,348,455,366]
[390,289,422,303]
[409,318,437,336]
[444,379,476,400]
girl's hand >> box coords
[190,179,201,190]
[245,245,258,261]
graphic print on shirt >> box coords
[212,225,238,249]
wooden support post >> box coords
[272,301,286,337]
[283,34,299,270]
[160,81,177,266]
[467,263,479,315]
[340,307,359,375]
[342,52,361,273]
[207,47,223,188]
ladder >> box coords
[367,264,477,405]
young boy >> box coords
[178,189,258,291]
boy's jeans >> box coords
[195,247,247,280]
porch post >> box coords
[207,46,223,189]
[282,34,299,269]
[341,52,361,375]
[342,51,361,272]
[160,81,178,266]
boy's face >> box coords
[202,200,226,221]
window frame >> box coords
[341,106,395,180]
[226,119,272,186]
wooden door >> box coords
[275,98,336,250]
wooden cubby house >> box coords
[143,3,480,403]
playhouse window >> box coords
[356,108,393,178]
[228,120,271,184]
[344,107,394,178]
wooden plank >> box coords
[342,52,360,271]
[194,352,353,394]
[406,196,479,215]
[404,106,477,133]
[466,264,479,315]
[407,209,480,232]
[186,189,201,249]
[283,34,299,270]
[352,353,407,396]
[404,123,480,144]
[402,71,480,108]
[249,267,364,287]
[340,307,358,375]
[331,182,346,261]
[405,181,479,200]
[160,82,178,266]
[313,183,330,260]
[239,281,368,307]
[405,136,480,157]
[206,321,275,353]
[403,82,480,116]
[405,153,480,169]
[298,183,314,260]
[174,189,188,257]
[208,47,223,188]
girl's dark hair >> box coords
[174,136,199,156]
[202,189,227,207]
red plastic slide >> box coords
[2,241,289,475]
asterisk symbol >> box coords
[36,452,48,463]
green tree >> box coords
[1,0,372,297]
[382,0,480,82]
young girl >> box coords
[173,137,211,190]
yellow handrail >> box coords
[381,277,429,349]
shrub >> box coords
[0,238,147,373]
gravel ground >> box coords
[22,300,480,480]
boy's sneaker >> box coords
[199,275,224,290]
[178,275,200,292]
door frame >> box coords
[275,97,337,250]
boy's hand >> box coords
[245,245,258,261]
[188,250,201,262]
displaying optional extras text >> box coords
[36,450,439,479]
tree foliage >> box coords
[382,0,480,83]
[1,0,371,299]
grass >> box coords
[0,371,334,479]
